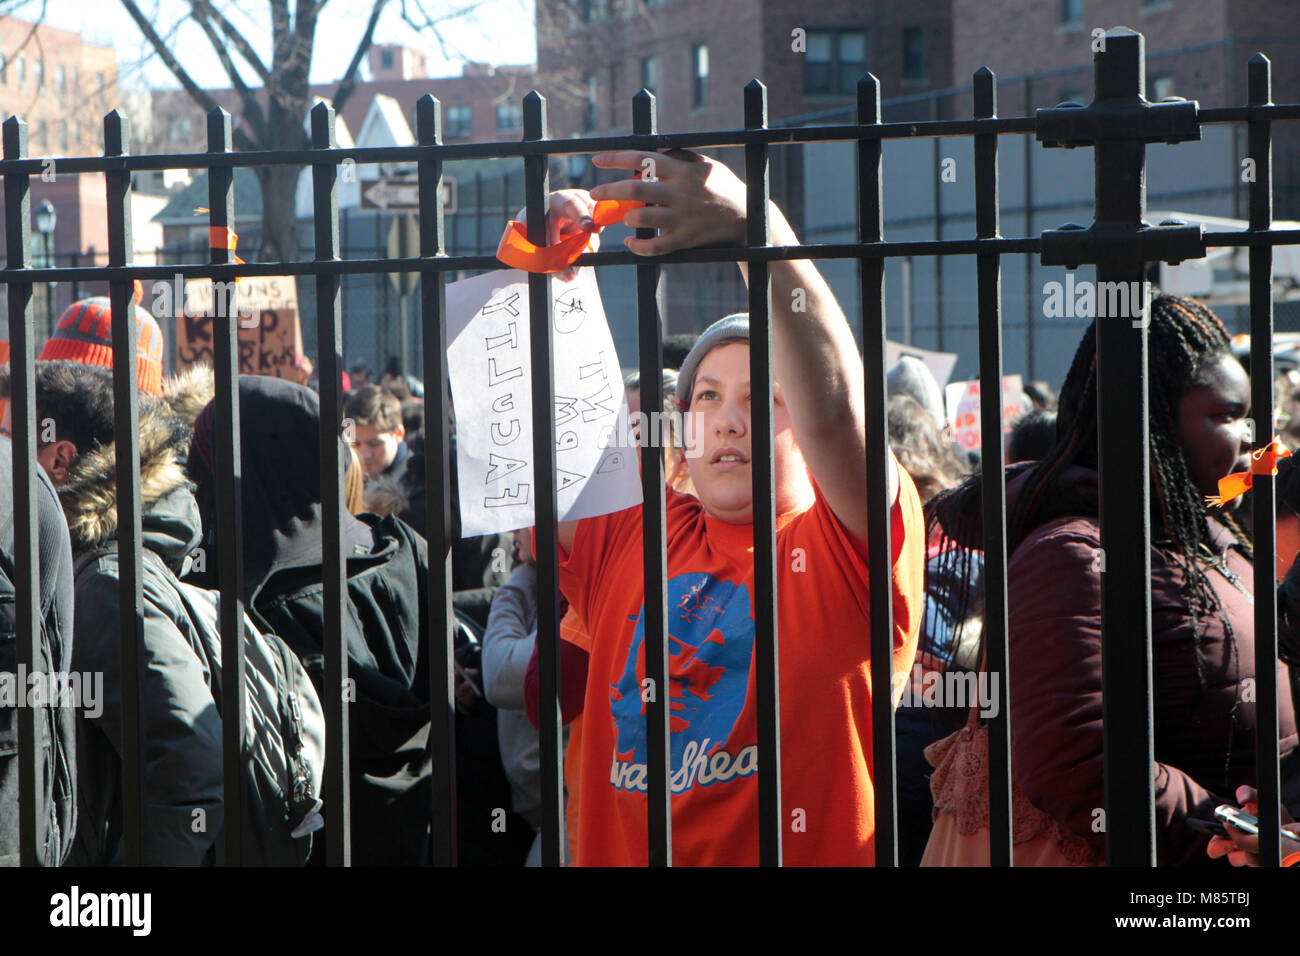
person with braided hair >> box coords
[921,292,1300,866]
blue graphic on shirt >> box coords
[608,572,758,794]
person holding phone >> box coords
[1205,786,1300,866]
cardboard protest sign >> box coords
[173,275,305,380]
[446,267,641,537]
[945,374,1030,453]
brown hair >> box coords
[887,394,966,504]
[344,383,403,434]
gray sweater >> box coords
[482,563,550,828]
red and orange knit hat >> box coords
[39,295,164,395]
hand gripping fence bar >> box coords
[6,27,1300,867]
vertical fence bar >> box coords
[1247,52,1281,867]
[105,109,146,865]
[932,98,945,351]
[4,117,40,867]
[744,79,781,868]
[633,89,672,868]
[1093,30,1156,867]
[973,67,1013,867]
[858,75,897,868]
[524,91,565,867]
[208,106,247,866]
[416,94,458,866]
[310,101,351,866]
[1022,77,1034,383]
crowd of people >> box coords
[0,146,1294,867]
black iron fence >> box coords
[4,25,1300,866]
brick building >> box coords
[949,0,1300,215]
[144,56,537,161]
[536,0,953,136]
[0,17,119,275]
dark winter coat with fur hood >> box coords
[62,395,229,865]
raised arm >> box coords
[587,150,894,547]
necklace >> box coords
[1199,543,1254,605]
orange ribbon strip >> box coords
[209,225,240,255]
[1205,437,1291,508]
[496,186,643,274]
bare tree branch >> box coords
[118,0,259,151]
[189,2,271,144]
[329,0,387,117]
[398,0,487,66]
[191,0,272,84]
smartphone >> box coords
[1213,804,1300,843]
[1215,804,1259,836]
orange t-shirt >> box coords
[558,469,925,866]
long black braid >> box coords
[925,294,1251,767]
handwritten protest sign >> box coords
[173,275,305,380]
[446,267,641,537]
[945,374,1030,453]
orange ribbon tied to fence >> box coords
[496,181,644,274]
[1205,436,1292,508]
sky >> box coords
[9,0,536,91]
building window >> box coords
[58,120,68,152]
[1061,0,1083,23]
[579,0,594,22]
[640,55,660,96]
[902,27,924,81]
[1150,73,1175,100]
[692,44,708,108]
[56,64,66,93]
[804,29,866,96]
[0,55,7,85]
[446,104,472,138]
[35,119,46,151]
[496,102,522,132]
[380,49,394,70]
[17,55,26,90]
[583,72,598,132]
[97,72,105,95]
[34,60,42,91]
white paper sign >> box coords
[446,267,642,537]
[944,374,1029,453]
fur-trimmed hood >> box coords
[161,363,215,432]
[58,396,201,565]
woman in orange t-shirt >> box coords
[536,148,925,866]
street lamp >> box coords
[34,199,56,336]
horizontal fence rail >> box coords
[3,25,1300,867]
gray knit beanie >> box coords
[674,313,750,409]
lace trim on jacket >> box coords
[925,722,1101,866]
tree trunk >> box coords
[255,165,303,263]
